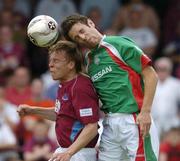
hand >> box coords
[136,111,151,138]
[17,104,33,117]
[49,152,72,161]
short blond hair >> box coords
[49,40,83,73]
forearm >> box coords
[141,66,158,112]
[66,122,98,156]
[30,107,56,121]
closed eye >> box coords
[79,29,85,34]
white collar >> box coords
[98,35,106,48]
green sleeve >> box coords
[106,36,144,74]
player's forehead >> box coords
[69,23,87,37]
[49,51,67,60]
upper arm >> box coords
[142,66,157,81]
[142,66,156,76]
[84,122,98,129]
[72,79,99,124]
[83,122,98,133]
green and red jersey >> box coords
[85,36,151,114]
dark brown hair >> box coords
[49,40,83,73]
[61,14,88,41]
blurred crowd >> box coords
[0,0,180,161]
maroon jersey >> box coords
[55,74,99,148]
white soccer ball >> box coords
[27,15,59,47]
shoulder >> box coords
[73,74,95,93]
[102,36,142,54]
[70,74,97,98]
[76,74,93,87]
[105,35,135,42]
[103,35,136,47]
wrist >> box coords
[66,149,74,157]
[29,107,36,114]
[140,108,151,113]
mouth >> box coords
[50,71,55,76]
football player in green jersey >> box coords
[61,14,159,161]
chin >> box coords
[52,76,58,80]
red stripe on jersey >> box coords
[133,114,145,161]
[141,54,152,69]
[101,45,143,110]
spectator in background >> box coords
[163,0,180,46]
[0,86,20,131]
[23,119,57,161]
[0,25,27,74]
[35,0,77,24]
[12,0,31,18]
[0,9,14,26]
[111,0,160,37]
[80,0,119,31]
[119,5,158,58]
[163,21,180,79]
[0,122,19,161]
[159,127,180,161]
[25,78,54,107]
[0,85,20,161]
[86,7,102,33]
[152,57,180,137]
[0,0,28,44]
[5,66,32,106]
[0,0,30,18]
[4,67,32,150]
[22,78,55,142]
[0,68,14,88]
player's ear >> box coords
[87,19,95,28]
[68,61,75,70]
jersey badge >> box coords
[62,93,69,101]
[94,55,100,65]
[80,108,93,117]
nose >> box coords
[49,60,53,68]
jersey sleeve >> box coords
[72,79,99,125]
[106,36,152,74]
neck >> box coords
[97,33,103,44]
[90,33,104,49]
[60,71,78,83]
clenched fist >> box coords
[17,104,33,117]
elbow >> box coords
[143,66,158,84]
[153,69,158,85]
[87,122,98,136]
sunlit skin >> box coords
[49,51,77,83]
[68,20,103,49]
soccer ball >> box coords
[27,15,59,47]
